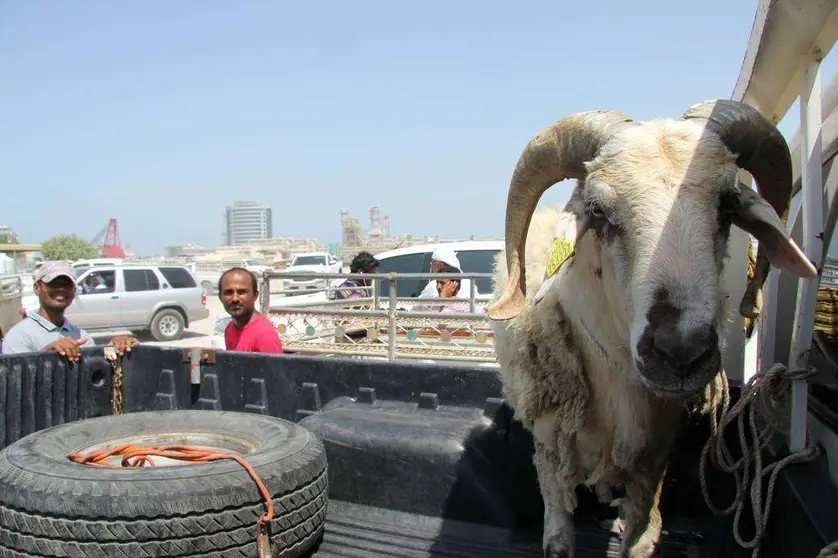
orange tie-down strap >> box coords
[67,445,275,556]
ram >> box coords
[487,100,818,557]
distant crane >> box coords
[90,218,126,259]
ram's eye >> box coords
[590,204,607,220]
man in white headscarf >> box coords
[416,246,477,300]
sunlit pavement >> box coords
[89,297,226,349]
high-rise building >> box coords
[225,201,273,245]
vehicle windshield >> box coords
[291,256,326,266]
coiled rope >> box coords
[698,362,832,557]
[68,444,275,557]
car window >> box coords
[124,269,160,292]
[73,264,90,278]
[158,267,197,289]
[376,252,430,298]
[456,249,501,294]
[80,270,116,294]
[292,256,326,266]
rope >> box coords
[699,363,822,557]
[68,445,275,557]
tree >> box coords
[40,234,99,261]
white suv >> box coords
[22,265,210,342]
[282,252,342,293]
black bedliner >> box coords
[312,500,718,557]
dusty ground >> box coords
[88,297,226,349]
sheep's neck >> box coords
[556,252,675,472]
[557,253,633,377]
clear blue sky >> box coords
[0,1,785,256]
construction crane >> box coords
[90,218,126,258]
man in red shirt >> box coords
[218,267,284,354]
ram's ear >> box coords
[533,272,556,304]
[730,187,818,278]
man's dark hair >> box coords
[218,267,259,294]
[350,251,380,274]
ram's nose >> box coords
[647,324,718,377]
[635,321,721,397]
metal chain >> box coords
[103,346,123,416]
[699,363,821,557]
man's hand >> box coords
[108,336,140,357]
[439,279,458,298]
[43,338,88,362]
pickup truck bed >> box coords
[0,346,836,557]
[313,501,715,557]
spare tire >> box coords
[0,410,328,557]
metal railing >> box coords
[733,1,838,454]
[259,271,498,363]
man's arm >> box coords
[255,333,284,354]
[250,320,284,354]
[78,329,97,348]
[0,326,35,355]
[416,281,436,299]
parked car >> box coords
[0,274,22,345]
[282,252,342,293]
[372,240,503,298]
[21,265,210,342]
[239,259,274,275]
[70,258,125,277]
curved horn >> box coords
[682,100,795,323]
[487,111,633,321]
[682,99,792,221]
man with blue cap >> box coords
[1,261,138,360]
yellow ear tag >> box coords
[545,238,575,278]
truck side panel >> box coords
[0,350,113,448]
